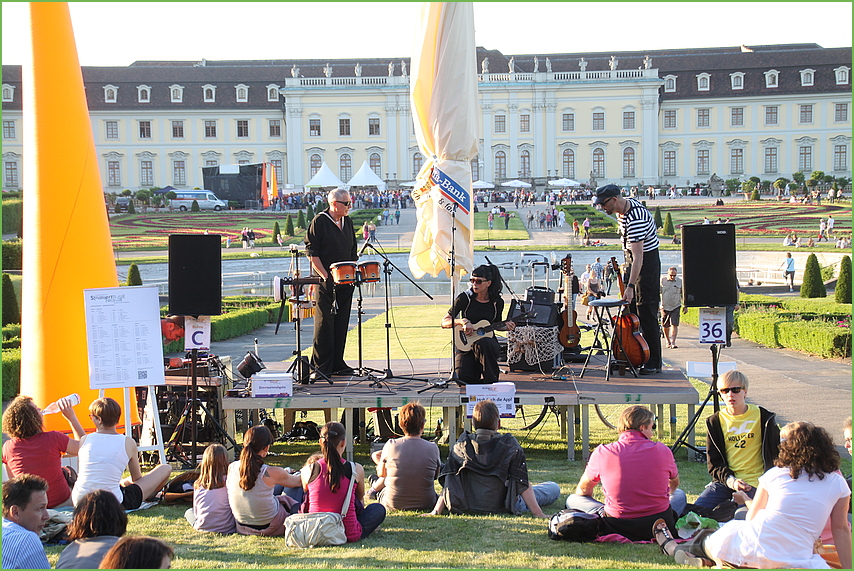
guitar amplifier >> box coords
[526,286,555,305]
[508,299,560,328]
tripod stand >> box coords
[671,343,721,457]
[164,396,241,468]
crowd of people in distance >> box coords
[2,391,850,569]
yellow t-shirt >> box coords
[719,404,764,487]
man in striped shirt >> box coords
[1,474,51,569]
[594,185,662,374]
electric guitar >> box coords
[454,311,534,353]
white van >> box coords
[171,190,228,211]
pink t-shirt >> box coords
[2,431,71,508]
[306,459,360,542]
[583,430,677,518]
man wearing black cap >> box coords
[593,184,662,374]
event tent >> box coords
[346,161,387,191]
[501,179,532,188]
[305,162,345,188]
[548,178,581,186]
[472,180,495,189]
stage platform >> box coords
[221,357,700,462]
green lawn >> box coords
[472,210,530,241]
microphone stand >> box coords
[360,241,433,383]
[671,343,721,457]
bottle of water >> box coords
[42,393,81,415]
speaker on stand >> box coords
[681,223,738,307]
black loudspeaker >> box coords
[682,224,738,307]
[169,234,222,316]
[508,299,560,328]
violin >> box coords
[558,255,581,348]
[609,257,649,369]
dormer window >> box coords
[103,85,118,103]
[235,84,249,103]
[764,70,779,89]
[137,85,151,103]
[1,84,14,102]
[835,66,850,85]
[266,84,279,102]
[202,85,216,102]
[730,72,744,90]
[696,73,710,92]
[800,69,815,87]
[169,85,184,103]
[664,75,677,93]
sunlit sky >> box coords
[2,2,851,66]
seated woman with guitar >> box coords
[442,265,516,385]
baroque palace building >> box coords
[1,43,851,193]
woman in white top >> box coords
[654,421,851,569]
[71,398,172,509]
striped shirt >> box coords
[618,198,659,252]
[2,519,50,569]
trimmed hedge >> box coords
[2,240,23,271]
[2,347,21,401]
[2,198,23,236]
[775,319,851,358]
[162,305,276,354]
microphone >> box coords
[358,240,372,257]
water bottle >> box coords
[42,393,80,415]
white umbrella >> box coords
[472,180,495,189]
[549,178,581,187]
[501,179,532,188]
[408,2,479,279]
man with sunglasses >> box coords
[305,188,358,379]
[593,184,662,374]
[694,370,780,516]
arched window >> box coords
[205,88,214,100]
[413,152,423,177]
[494,151,506,178]
[520,150,531,177]
[106,88,116,102]
[592,148,605,177]
[369,153,382,176]
[310,154,322,177]
[622,147,635,177]
[2,87,11,101]
[237,87,247,100]
[268,87,278,100]
[172,89,180,100]
[562,149,575,178]
[339,154,352,182]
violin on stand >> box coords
[609,257,649,371]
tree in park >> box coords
[297,210,306,230]
[653,206,663,228]
[272,221,281,245]
[306,204,315,220]
[836,255,851,304]
[285,214,295,237]
[2,273,20,326]
[663,212,675,236]
[190,199,200,212]
[800,253,826,298]
[126,262,143,287]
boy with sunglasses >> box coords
[694,370,780,516]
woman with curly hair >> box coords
[2,395,86,508]
[56,490,127,569]
[654,421,851,568]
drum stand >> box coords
[353,274,386,386]
[579,298,639,382]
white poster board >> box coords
[84,285,166,390]
[698,308,726,344]
[465,382,516,418]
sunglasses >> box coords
[469,278,489,284]
[335,200,351,207]
[719,386,744,395]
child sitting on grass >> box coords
[185,444,235,534]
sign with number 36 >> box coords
[698,308,726,344]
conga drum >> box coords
[329,261,358,285]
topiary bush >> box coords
[800,253,826,298]
[127,200,136,214]
[750,188,760,201]
[190,199,200,212]
[663,212,675,236]
[285,214,295,237]
[836,255,851,304]
[306,204,315,220]
[126,262,143,286]
[272,221,281,246]
[2,273,20,325]
[653,206,662,228]
[297,210,306,230]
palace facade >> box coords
[2,43,850,193]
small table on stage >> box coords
[580,298,640,382]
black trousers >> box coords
[311,279,354,375]
[600,507,678,542]
[454,336,501,384]
[630,249,662,370]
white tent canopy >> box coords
[549,178,581,186]
[501,179,532,188]
[472,180,494,189]
[346,161,387,191]
[398,181,417,187]
[305,162,345,188]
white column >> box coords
[508,102,519,177]
[284,101,303,185]
[481,102,493,179]
[640,93,659,183]
[544,102,557,175]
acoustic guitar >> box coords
[609,257,650,368]
[558,255,581,348]
[454,311,534,353]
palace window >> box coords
[519,114,530,133]
[562,113,574,131]
[562,149,575,179]
[835,103,849,122]
[237,120,249,138]
[765,106,778,126]
[204,120,217,138]
[622,147,635,177]
[663,150,676,177]
[730,149,743,175]
[520,150,531,177]
[663,110,676,129]
[592,112,605,131]
[2,120,15,139]
[139,121,151,139]
[731,107,744,127]
[269,119,281,138]
[368,117,381,136]
[370,153,382,176]
[592,148,605,177]
[171,120,184,139]
[309,118,321,137]
[339,118,350,136]
[107,161,121,186]
[799,147,812,172]
[173,161,186,185]
[310,154,322,177]
[697,150,710,176]
[494,151,506,178]
[697,108,710,128]
[764,148,778,173]
[140,161,154,186]
[494,114,506,133]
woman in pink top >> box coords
[565,405,685,541]
[300,422,385,541]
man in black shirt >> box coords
[305,188,358,379]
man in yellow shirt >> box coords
[694,370,780,515]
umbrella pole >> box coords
[446,203,462,385]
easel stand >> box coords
[671,343,721,456]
